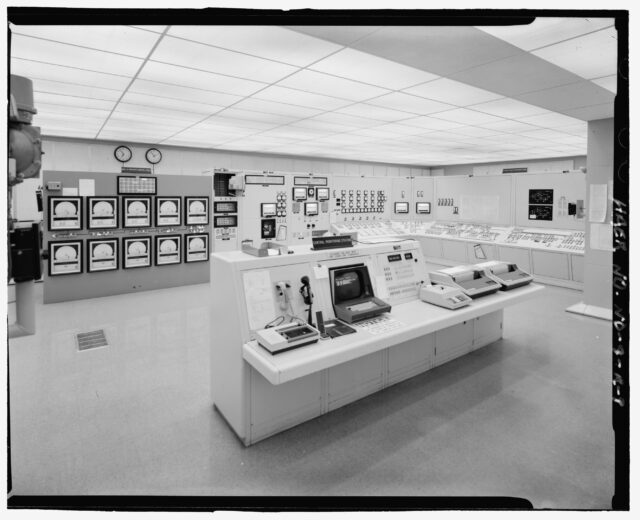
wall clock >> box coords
[114,145,132,163]
[145,148,163,165]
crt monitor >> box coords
[304,202,319,216]
[394,202,409,214]
[261,203,277,217]
[329,264,391,323]
[416,202,431,214]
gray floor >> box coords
[8,281,614,507]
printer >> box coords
[428,265,501,299]
[474,260,533,290]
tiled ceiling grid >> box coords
[9,19,617,166]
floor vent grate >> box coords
[76,330,108,351]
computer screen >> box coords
[394,202,409,214]
[416,202,431,214]
[261,203,277,217]
[330,264,373,304]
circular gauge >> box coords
[54,201,77,217]
[145,148,162,164]
[114,145,132,163]
[128,201,147,215]
[128,241,147,255]
[189,200,205,213]
[159,239,177,253]
[55,245,77,261]
[159,200,177,214]
[189,238,205,251]
[93,243,114,258]
[93,201,114,216]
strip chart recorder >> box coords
[428,265,501,299]
[474,261,533,290]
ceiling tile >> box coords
[400,116,464,131]
[277,69,390,101]
[10,25,160,58]
[367,92,454,115]
[336,103,412,123]
[591,75,617,94]
[450,52,583,98]
[350,26,523,77]
[532,27,617,80]
[445,126,503,138]
[128,78,243,107]
[476,17,614,51]
[168,26,341,67]
[373,123,436,136]
[431,108,504,125]
[115,102,206,124]
[469,98,549,119]
[554,123,588,136]
[35,104,112,120]
[217,107,297,126]
[285,26,382,46]
[253,85,352,111]
[518,112,584,128]
[231,98,322,119]
[10,58,132,90]
[518,128,578,141]
[310,48,439,90]
[105,113,189,132]
[204,115,279,131]
[403,78,503,106]
[258,126,335,141]
[33,92,117,110]
[120,92,224,115]
[130,25,168,33]
[31,78,122,100]
[515,82,614,116]
[290,119,358,133]
[11,34,143,76]
[306,112,378,129]
[151,36,298,83]
[137,61,265,96]
[477,119,541,133]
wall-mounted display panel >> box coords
[117,175,157,195]
[87,238,118,272]
[155,235,182,266]
[155,196,181,227]
[528,205,553,221]
[123,236,151,269]
[48,196,82,231]
[87,196,118,229]
[123,196,152,228]
[213,201,237,213]
[214,215,238,228]
[185,233,209,263]
[528,189,554,205]
[49,240,83,276]
[185,196,209,225]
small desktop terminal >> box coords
[428,265,501,299]
[474,260,533,290]
[329,264,391,323]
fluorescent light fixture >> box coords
[119,92,224,115]
[168,25,341,67]
[11,34,143,76]
[253,85,353,111]
[11,25,160,58]
[532,27,617,80]
[115,102,206,123]
[35,103,111,119]
[31,79,120,100]
[310,47,439,90]
[591,75,617,94]
[128,79,243,107]
[218,107,297,126]
[400,116,464,131]
[367,92,454,115]
[138,61,265,96]
[204,115,279,131]
[476,17,614,51]
[373,123,437,136]
[403,77,502,106]
[277,69,390,101]
[151,36,298,83]
[308,112,380,129]
[469,98,549,119]
[431,108,504,125]
[11,58,131,90]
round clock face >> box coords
[114,145,132,163]
[145,148,162,164]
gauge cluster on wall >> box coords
[46,183,210,276]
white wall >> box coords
[41,137,432,178]
[437,156,586,176]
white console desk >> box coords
[212,241,544,446]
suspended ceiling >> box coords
[9,19,617,166]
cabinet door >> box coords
[441,239,468,263]
[467,243,498,262]
[418,237,443,258]
[472,310,503,351]
[498,246,531,272]
[434,320,474,367]
[532,250,570,280]
[571,254,584,282]
[328,351,384,411]
[387,334,435,386]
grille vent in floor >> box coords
[76,330,108,351]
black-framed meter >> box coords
[316,187,330,201]
[304,202,319,216]
[261,203,277,217]
[292,187,307,201]
[394,202,409,214]
[214,201,238,213]
[416,202,431,214]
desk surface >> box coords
[243,283,544,385]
